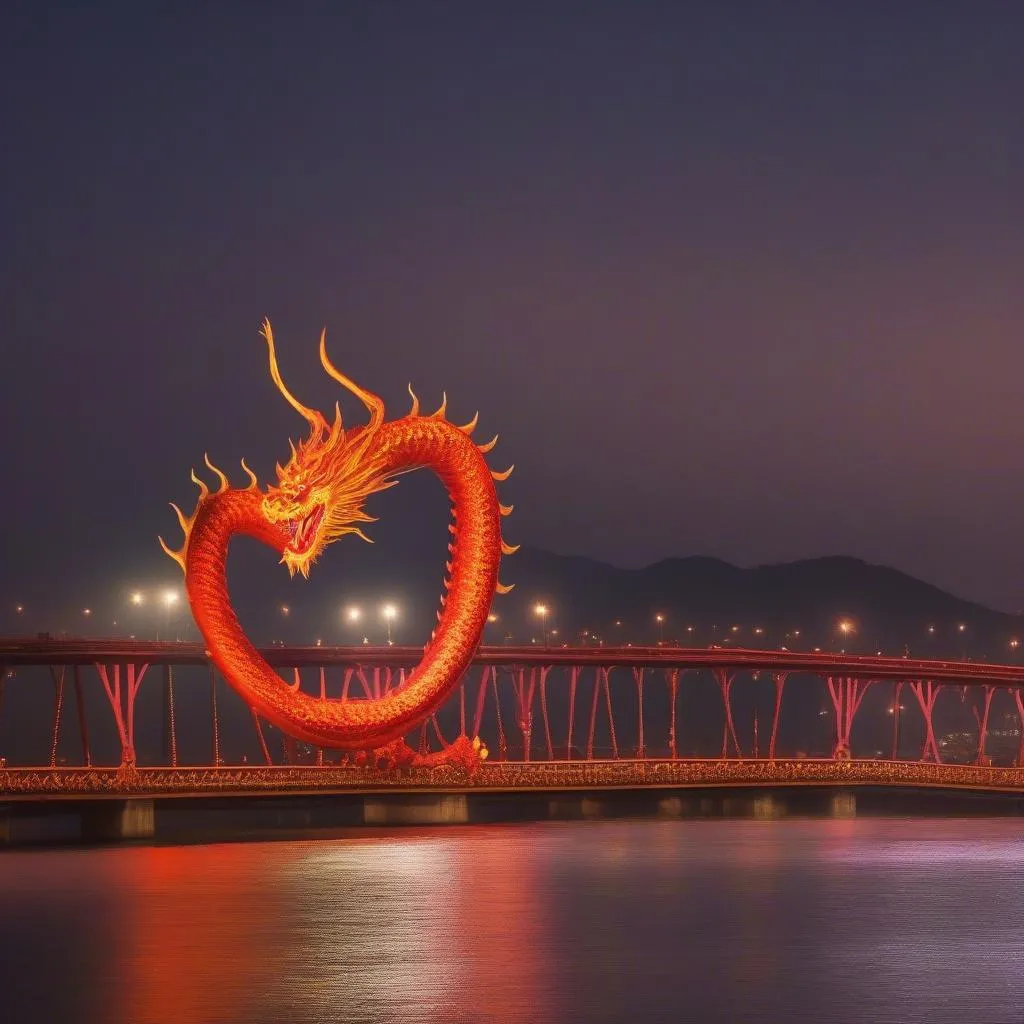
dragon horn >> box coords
[260,319,329,438]
[319,328,385,432]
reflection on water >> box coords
[3,819,1024,1023]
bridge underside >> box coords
[6,758,1024,800]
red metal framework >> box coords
[3,640,1024,797]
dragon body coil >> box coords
[160,322,515,764]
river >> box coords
[2,817,1022,1023]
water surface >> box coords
[2,818,1023,1023]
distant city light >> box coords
[15,604,23,614]
[958,623,967,633]
[280,604,290,617]
[82,608,92,617]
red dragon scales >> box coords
[159,320,516,769]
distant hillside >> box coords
[505,548,1020,658]
[32,539,1023,660]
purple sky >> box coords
[3,2,1024,613]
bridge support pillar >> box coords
[82,799,155,842]
[830,791,856,818]
[657,796,684,818]
[547,796,605,820]
[753,795,784,819]
[363,794,469,826]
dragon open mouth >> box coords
[288,504,325,555]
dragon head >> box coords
[260,320,396,578]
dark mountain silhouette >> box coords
[492,547,1019,659]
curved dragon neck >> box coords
[185,416,502,749]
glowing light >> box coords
[346,606,362,623]
[533,603,549,619]
[280,604,290,616]
[15,604,23,614]
[82,608,92,617]
[130,591,144,606]
[487,613,498,623]
[163,590,180,608]
[838,619,855,635]
[958,623,967,633]
[655,614,664,624]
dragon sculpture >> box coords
[159,320,516,770]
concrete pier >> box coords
[363,793,469,826]
[81,799,156,842]
[830,791,857,818]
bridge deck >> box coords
[2,639,1024,684]
[3,758,1024,800]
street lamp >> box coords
[533,603,550,646]
[837,619,855,651]
[130,591,144,607]
[382,603,397,645]
[655,613,665,645]
[161,589,180,640]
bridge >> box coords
[3,637,1024,811]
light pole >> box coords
[345,605,364,644]
[126,591,145,639]
[655,613,665,646]
[382,603,397,645]
[533,603,550,646]
[161,590,180,640]
[837,619,855,652]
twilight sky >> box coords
[3,2,1024,617]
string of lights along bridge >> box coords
[7,597,1018,658]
